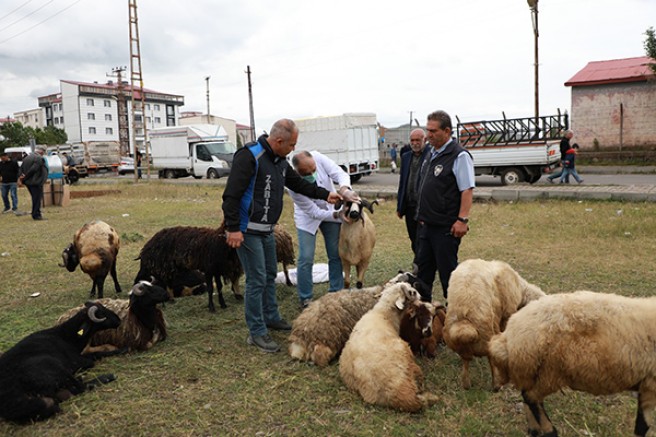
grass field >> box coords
[1,180,656,436]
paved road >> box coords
[356,169,656,188]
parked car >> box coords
[118,157,134,175]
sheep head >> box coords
[83,301,121,330]
[341,198,379,223]
[405,301,436,338]
[59,243,80,272]
[130,279,170,305]
[379,282,419,311]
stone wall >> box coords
[570,81,656,149]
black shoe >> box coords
[247,334,280,353]
[266,319,292,331]
[33,217,47,220]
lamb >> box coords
[288,271,420,367]
[134,221,242,312]
[488,291,656,437]
[338,198,377,289]
[400,301,446,358]
[0,302,120,423]
[274,224,295,286]
[339,282,439,412]
[167,269,207,299]
[443,258,545,390]
[57,279,169,354]
[60,220,122,298]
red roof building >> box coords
[565,56,656,149]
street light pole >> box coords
[205,76,211,124]
[528,0,539,124]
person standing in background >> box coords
[19,146,49,221]
[396,128,430,271]
[0,152,20,214]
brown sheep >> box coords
[400,301,446,358]
[274,224,295,286]
[60,220,121,298]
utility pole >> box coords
[129,0,148,181]
[205,76,211,124]
[246,65,256,142]
[408,110,413,142]
[107,66,129,156]
[528,0,539,126]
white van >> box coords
[3,146,31,166]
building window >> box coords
[135,114,142,122]
[86,98,94,106]
[166,104,176,126]
[87,113,95,120]
[145,116,151,124]
[145,103,150,110]
[154,104,160,111]
[89,127,96,134]
[58,103,63,111]
[154,117,161,124]
[54,118,59,125]
[105,114,112,121]
[104,100,111,107]
[106,127,113,135]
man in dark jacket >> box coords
[0,152,20,213]
[396,128,430,269]
[415,110,475,301]
[547,130,574,183]
[19,145,49,220]
[222,119,341,353]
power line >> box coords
[0,0,37,23]
[0,0,83,45]
[0,0,53,34]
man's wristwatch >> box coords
[457,217,469,224]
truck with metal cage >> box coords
[456,112,568,185]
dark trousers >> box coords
[26,184,43,219]
[415,222,461,302]
[404,205,419,259]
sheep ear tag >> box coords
[78,328,84,336]
[78,322,90,336]
[395,297,405,310]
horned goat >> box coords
[0,302,120,423]
[339,283,439,412]
[443,258,545,390]
[57,279,169,354]
[338,198,377,289]
[60,220,122,298]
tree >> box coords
[35,126,68,145]
[0,122,30,151]
[645,27,656,76]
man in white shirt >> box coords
[289,151,359,308]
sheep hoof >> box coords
[356,281,363,289]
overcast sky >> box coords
[0,0,654,133]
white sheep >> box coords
[288,271,419,367]
[488,290,656,437]
[60,220,121,298]
[443,259,545,390]
[339,282,439,412]
[338,199,377,289]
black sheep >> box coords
[134,222,243,312]
[0,302,121,423]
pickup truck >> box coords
[456,113,568,185]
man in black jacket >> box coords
[222,119,341,353]
[19,146,49,220]
[415,110,475,301]
[0,152,20,214]
[547,130,574,183]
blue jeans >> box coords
[560,167,582,183]
[236,232,283,337]
[297,222,343,302]
[1,183,18,211]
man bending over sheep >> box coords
[289,150,360,309]
[222,119,341,353]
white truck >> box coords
[149,124,236,179]
[456,113,568,185]
[293,113,379,183]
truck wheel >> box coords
[528,173,541,184]
[164,169,176,179]
[500,167,524,185]
[350,174,362,184]
[207,169,219,179]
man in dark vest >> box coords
[222,119,341,353]
[396,128,430,270]
[19,145,49,220]
[415,110,475,301]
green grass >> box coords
[1,180,656,435]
